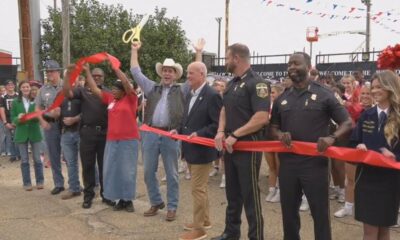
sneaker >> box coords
[1,153,6,156]
[329,187,338,200]
[334,206,353,218]
[36,184,44,190]
[299,198,309,212]
[183,222,212,231]
[61,191,81,200]
[270,189,280,203]
[9,157,17,162]
[178,162,187,173]
[337,189,345,203]
[209,167,219,177]
[125,201,135,212]
[185,172,191,180]
[219,174,225,188]
[113,200,126,211]
[391,214,400,228]
[265,187,276,202]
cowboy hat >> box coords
[155,58,183,80]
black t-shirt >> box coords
[60,98,81,128]
[0,93,18,123]
[270,81,349,161]
[72,86,108,128]
[223,69,270,137]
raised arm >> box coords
[84,64,102,99]
[114,68,134,95]
[181,38,207,95]
[130,42,155,95]
[63,64,76,98]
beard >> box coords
[289,71,307,83]
[225,63,236,74]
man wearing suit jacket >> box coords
[173,62,222,240]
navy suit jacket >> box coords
[180,84,222,164]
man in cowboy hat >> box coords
[35,60,65,195]
[130,39,205,222]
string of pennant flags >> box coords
[261,0,400,34]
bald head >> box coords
[187,62,208,90]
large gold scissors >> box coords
[122,14,149,44]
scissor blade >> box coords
[138,14,149,28]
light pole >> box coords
[361,0,371,60]
[216,17,222,65]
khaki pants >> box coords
[188,163,212,229]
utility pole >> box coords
[216,17,222,65]
[225,0,230,56]
[61,0,70,68]
[361,0,371,60]
[18,0,34,80]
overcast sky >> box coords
[1,0,399,61]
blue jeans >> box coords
[44,122,63,188]
[18,141,44,187]
[0,123,6,154]
[5,127,20,157]
[142,131,180,210]
[61,130,80,192]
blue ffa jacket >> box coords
[350,106,400,162]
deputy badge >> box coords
[311,94,317,101]
[256,83,269,98]
[281,100,287,105]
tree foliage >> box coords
[40,0,193,85]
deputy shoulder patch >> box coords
[256,83,269,98]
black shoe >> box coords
[125,201,134,212]
[9,157,17,162]
[210,233,240,240]
[113,200,126,211]
[102,198,115,207]
[82,199,92,209]
[51,187,65,195]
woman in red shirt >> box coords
[83,64,139,212]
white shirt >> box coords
[377,106,389,117]
[22,97,30,113]
[188,82,207,113]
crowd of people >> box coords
[1,39,400,240]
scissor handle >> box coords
[122,26,143,44]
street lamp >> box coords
[215,17,222,65]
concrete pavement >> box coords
[0,155,399,240]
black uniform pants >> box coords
[279,157,331,240]
[79,126,106,201]
[223,149,264,240]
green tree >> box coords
[40,0,193,85]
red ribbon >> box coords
[140,124,400,170]
[20,52,121,122]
